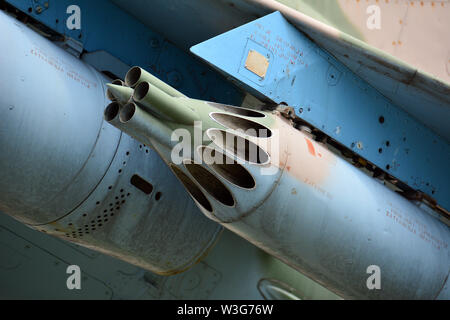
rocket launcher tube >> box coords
[106,83,134,104]
[133,81,200,125]
[125,66,186,98]
[106,79,125,101]
[119,102,175,149]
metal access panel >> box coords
[191,11,450,212]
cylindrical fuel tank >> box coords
[0,11,221,275]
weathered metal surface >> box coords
[5,0,243,105]
[109,0,450,141]
[190,11,450,212]
[107,70,449,299]
[0,12,222,275]
[0,211,339,299]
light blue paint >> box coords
[191,11,450,211]
[6,0,243,105]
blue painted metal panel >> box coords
[5,0,243,105]
[191,12,450,211]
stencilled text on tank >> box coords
[29,46,97,90]
[385,204,448,251]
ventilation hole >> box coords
[109,203,113,207]
[104,219,108,222]
[170,165,213,212]
[83,214,87,217]
[99,224,103,227]
[386,141,390,147]
[118,169,122,174]
[378,148,383,154]
[115,196,119,200]
[207,129,270,164]
[108,186,112,190]
[110,213,114,216]
[104,209,108,213]
[126,152,130,156]
[121,195,125,198]
[207,102,265,118]
[386,165,390,170]
[379,116,385,124]
[184,161,235,206]
[200,146,255,189]
[211,113,272,137]
[120,189,124,193]
[155,192,162,201]
[121,200,125,204]
[130,174,154,195]
[116,207,120,210]
[110,208,114,212]
[96,201,100,205]
[127,193,131,197]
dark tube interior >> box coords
[119,103,136,123]
[104,102,120,121]
[125,66,142,87]
[133,82,150,101]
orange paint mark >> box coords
[392,41,396,45]
[385,0,389,3]
[305,138,316,157]
[399,19,403,24]
[431,2,435,7]
[420,1,424,6]
[318,153,322,158]
[287,166,291,171]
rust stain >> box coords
[305,138,316,156]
